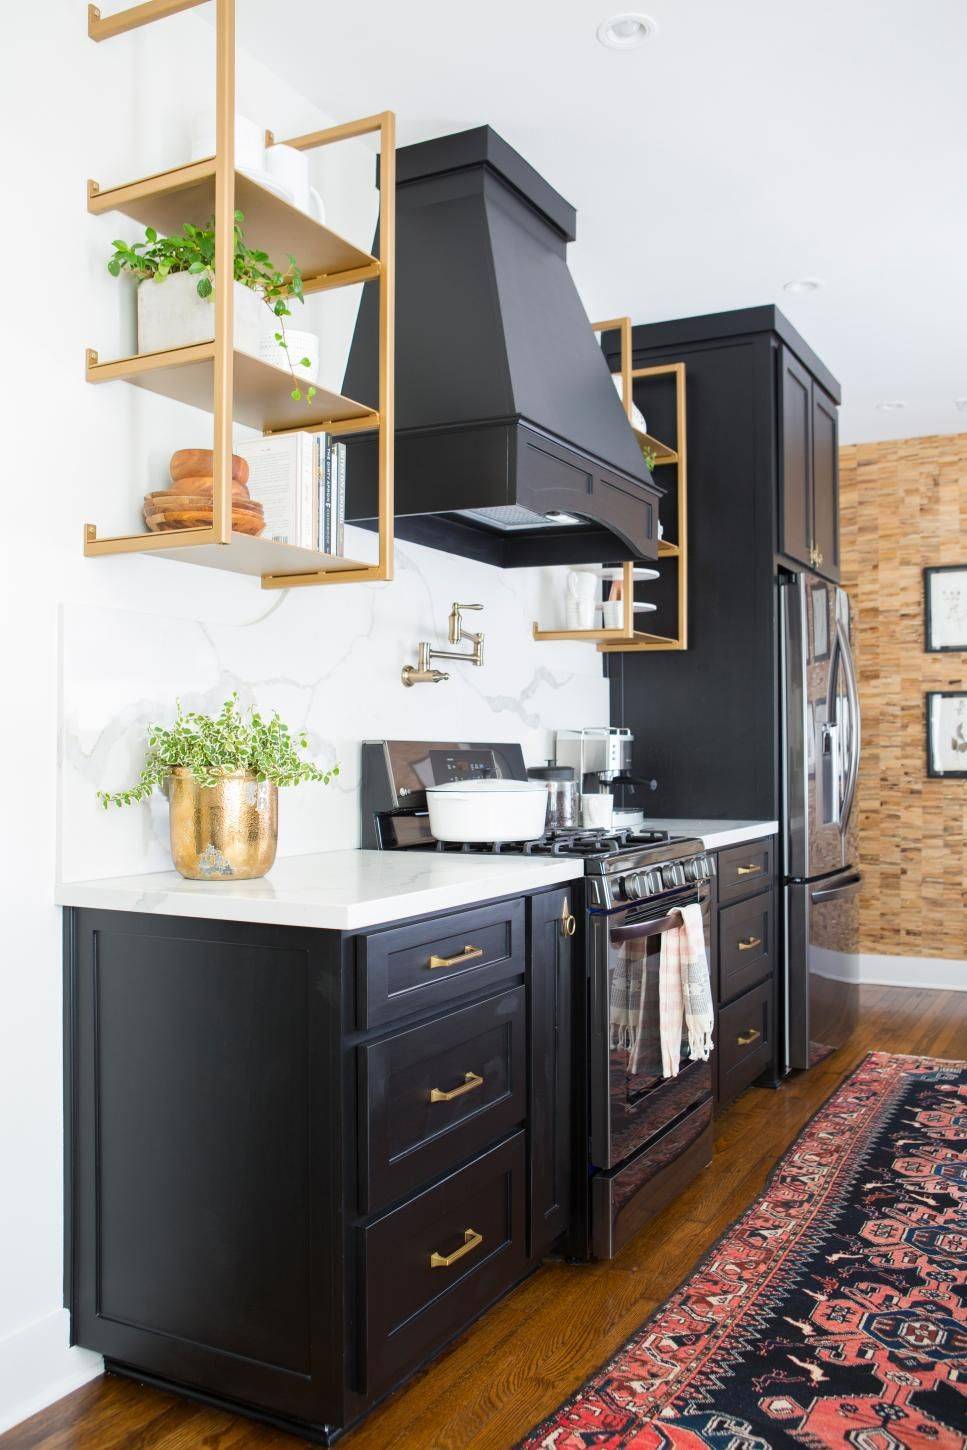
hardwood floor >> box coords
[5,985,965,1450]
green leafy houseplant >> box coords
[108,212,318,402]
[98,695,338,808]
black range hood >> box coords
[342,126,662,567]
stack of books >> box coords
[236,433,347,554]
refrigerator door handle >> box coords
[838,617,862,835]
[810,871,862,905]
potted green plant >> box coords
[108,211,319,403]
[98,695,338,880]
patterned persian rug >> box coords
[519,1052,966,1448]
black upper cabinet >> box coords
[604,306,841,820]
[811,385,841,581]
[779,344,841,582]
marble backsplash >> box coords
[58,529,610,881]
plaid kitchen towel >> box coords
[658,918,685,1077]
[681,902,714,1061]
[659,904,714,1075]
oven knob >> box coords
[644,869,664,895]
[686,856,709,882]
[624,872,644,900]
[662,863,684,889]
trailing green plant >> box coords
[640,443,659,472]
[108,212,318,402]
[97,695,339,808]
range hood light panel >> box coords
[456,506,585,532]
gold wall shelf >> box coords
[83,0,395,590]
[532,562,637,643]
[590,317,689,654]
[85,346,377,435]
[88,162,379,292]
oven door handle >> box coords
[610,910,684,942]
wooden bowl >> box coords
[143,493,265,538]
[167,474,251,501]
[170,449,249,486]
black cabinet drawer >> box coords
[357,899,525,1027]
[718,891,774,1004]
[717,838,775,905]
[360,1133,527,1395]
[717,979,773,1105]
[359,987,526,1214]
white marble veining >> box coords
[58,535,609,883]
[54,850,583,931]
[643,819,780,851]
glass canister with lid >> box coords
[526,765,578,832]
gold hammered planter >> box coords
[167,768,278,881]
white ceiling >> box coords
[236,0,967,444]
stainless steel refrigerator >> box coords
[781,572,862,1070]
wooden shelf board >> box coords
[599,631,684,653]
[634,428,678,465]
[532,625,633,643]
[86,527,367,579]
[89,160,377,289]
[657,538,680,558]
[87,343,377,433]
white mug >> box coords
[190,110,265,174]
[265,144,326,222]
[565,570,597,630]
[601,600,623,629]
[582,792,615,830]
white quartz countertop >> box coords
[55,849,584,932]
[643,819,779,851]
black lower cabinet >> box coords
[65,883,576,1444]
[709,838,780,1107]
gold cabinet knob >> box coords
[737,1027,761,1046]
[428,944,483,970]
[737,936,762,951]
[561,898,577,938]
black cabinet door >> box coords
[779,345,813,569]
[811,385,841,582]
[67,910,345,1432]
[528,886,574,1258]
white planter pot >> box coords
[257,327,320,381]
[137,271,263,357]
[425,779,549,843]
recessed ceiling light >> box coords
[783,278,823,294]
[596,13,658,49]
[875,400,906,412]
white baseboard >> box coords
[856,952,966,991]
[0,1309,102,1436]
[812,947,966,991]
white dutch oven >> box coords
[425,778,549,843]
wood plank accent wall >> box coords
[839,432,967,960]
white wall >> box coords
[0,3,607,1431]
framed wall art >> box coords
[924,565,967,651]
[926,691,967,778]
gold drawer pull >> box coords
[429,1071,484,1104]
[736,864,762,876]
[428,944,483,970]
[561,898,576,938]
[429,1227,483,1269]
[737,936,762,951]
[737,1028,761,1046]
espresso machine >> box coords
[555,727,657,804]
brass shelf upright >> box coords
[84,0,395,590]
[592,317,689,653]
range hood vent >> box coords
[342,126,662,567]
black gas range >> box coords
[362,738,717,1260]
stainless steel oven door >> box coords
[590,883,713,1171]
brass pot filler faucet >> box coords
[401,602,485,686]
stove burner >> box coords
[433,826,671,860]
